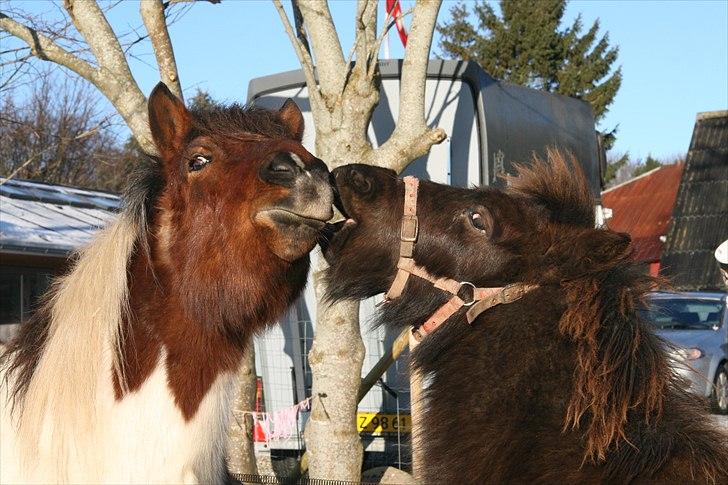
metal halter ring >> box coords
[457,281,477,306]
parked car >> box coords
[640,291,728,414]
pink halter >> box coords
[382,176,537,341]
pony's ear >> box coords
[279,99,304,141]
[148,82,192,159]
[584,229,632,264]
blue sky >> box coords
[6,0,728,161]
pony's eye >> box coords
[469,210,487,232]
[189,155,211,172]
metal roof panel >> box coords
[602,162,684,262]
[0,179,120,256]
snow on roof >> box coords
[0,178,121,256]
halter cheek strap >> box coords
[382,176,538,342]
[385,176,420,301]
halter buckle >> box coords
[457,281,477,306]
[500,283,525,304]
[400,215,419,242]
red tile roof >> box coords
[602,162,684,262]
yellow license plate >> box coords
[357,412,411,434]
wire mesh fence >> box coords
[250,307,414,475]
[231,474,384,485]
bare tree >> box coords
[274,0,445,480]
[0,73,131,191]
[0,0,183,153]
[227,346,259,477]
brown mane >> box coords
[508,150,671,463]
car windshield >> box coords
[640,298,725,330]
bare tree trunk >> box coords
[274,0,444,480]
[227,345,259,477]
[305,265,365,479]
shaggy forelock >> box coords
[190,104,291,140]
[507,148,595,228]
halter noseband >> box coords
[383,176,538,342]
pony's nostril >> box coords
[260,154,301,187]
[350,168,371,194]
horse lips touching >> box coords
[253,147,333,262]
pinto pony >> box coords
[322,151,728,483]
[0,83,332,483]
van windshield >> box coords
[640,298,725,330]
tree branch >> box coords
[140,0,183,100]
[0,113,112,186]
[60,0,153,153]
[63,0,132,81]
[368,3,414,79]
[397,0,440,131]
[272,0,323,115]
[373,0,446,173]
[353,0,377,77]
[0,13,97,82]
[291,0,310,55]
[296,0,346,101]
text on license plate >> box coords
[357,412,411,434]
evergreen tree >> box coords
[604,152,629,185]
[438,0,621,122]
[189,88,218,111]
[633,155,662,177]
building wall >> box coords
[0,252,68,342]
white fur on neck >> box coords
[0,214,239,483]
[2,349,237,484]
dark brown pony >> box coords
[322,150,728,484]
[0,83,332,483]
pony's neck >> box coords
[117,247,246,420]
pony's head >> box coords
[322,163,528,300]
[324,150,629,301]
[148,83,332,264]
[324,149,667,463]
[142,84,334,335]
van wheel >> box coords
[710,363,728,415]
